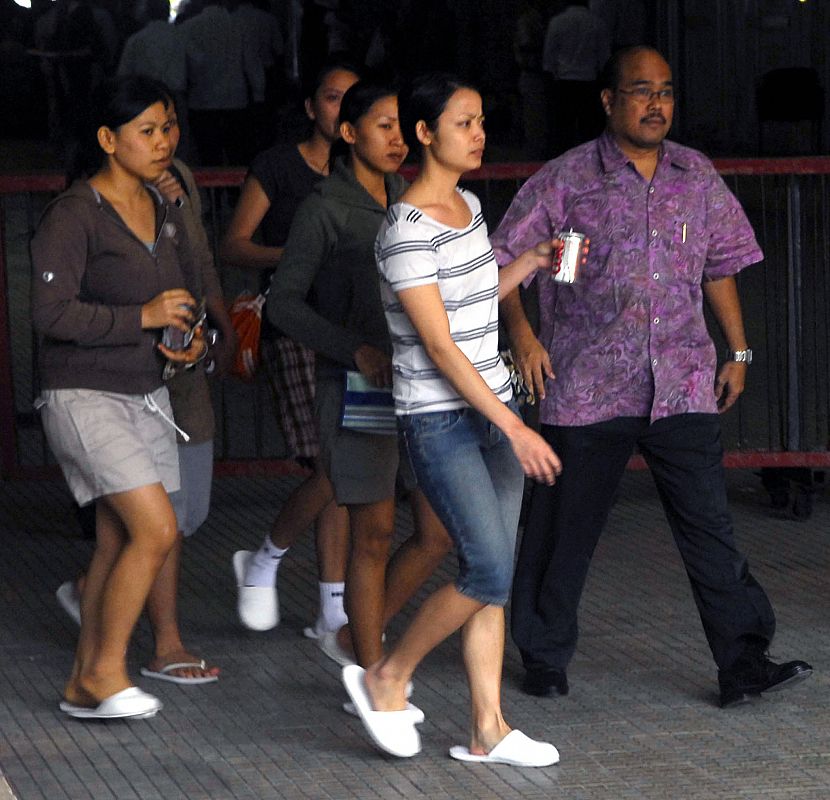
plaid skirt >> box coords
[261,336,318,460]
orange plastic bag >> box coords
[228,291,265,381]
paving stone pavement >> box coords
[0,468,828,800]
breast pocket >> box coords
[670,214,709,284]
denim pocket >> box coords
[399,407,466,440]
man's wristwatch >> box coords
[727,348,753,364]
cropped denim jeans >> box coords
[399,400,524,606]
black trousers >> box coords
[510,414,776,673]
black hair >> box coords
[328,81,396,166]
[398,73,478,158]
[599,45,663,91]
[302,59,361,103]
[69,75,171,181]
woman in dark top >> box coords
[222,64,359,636]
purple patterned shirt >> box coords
[491,130,763,426]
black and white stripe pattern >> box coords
[375,190,512,414]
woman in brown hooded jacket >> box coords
[31,75,206,721]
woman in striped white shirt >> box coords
[342,74,570,766]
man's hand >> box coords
[714,361,746,412]
[511,326,555,400]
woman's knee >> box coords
[410,490,453,555]
[349,503,395,561]
[351,525,394,561]
[414,521,453,558]
[139,509,179,556]
[106,489,180,557]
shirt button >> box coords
[651,229,658,237]
[653,272,659,279]
[653,317,660,324]
[42,271,54,283]
[649,186,655,194]
[652,358,658,366]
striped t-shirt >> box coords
[375,189,512,415]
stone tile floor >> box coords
[0,469,827,799]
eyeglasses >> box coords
[616,87,676,103]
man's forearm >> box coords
[703,275,749,351]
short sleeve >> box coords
[376,218,439,292]
[490,163,561,269]
[702,167,764,281]
[249,147,280,205]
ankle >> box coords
[472,712,510,749]
[372,658,409,688]
[153,640,186,661]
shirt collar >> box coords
[597,129,691,175]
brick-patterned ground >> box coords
[1,469,827,800]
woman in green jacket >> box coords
[268,82,451,679]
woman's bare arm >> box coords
[219,176,285,270]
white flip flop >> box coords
[140,660,218,685]
[449,730,559,767]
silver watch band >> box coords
[727,348,753,364]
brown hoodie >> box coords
[31,181,202,395]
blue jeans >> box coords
[399,401,524,606]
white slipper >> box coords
[303,622,325,640]
[318,630,355,667]
[60,687,162,720]
[232,550,279,631]
[342,665,421,758]
[449,730,559,767]
[342,700,425,724]
[56,581,81,626]
[140,660,219,685]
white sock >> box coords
[244,537,289,587]
[319,581,347,632]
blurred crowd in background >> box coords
[0,0,650,169]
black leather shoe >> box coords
[718,655,813,708]
[521,667,569,697]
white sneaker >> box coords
[232,550,279,631]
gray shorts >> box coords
[168,439,214,536]
[316,375,415,505]
[39,387,180,507]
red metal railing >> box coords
[2,157,830,478]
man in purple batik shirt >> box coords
[492,46,812,708]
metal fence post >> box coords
[0,198,19,478]
[786,174,802,451]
